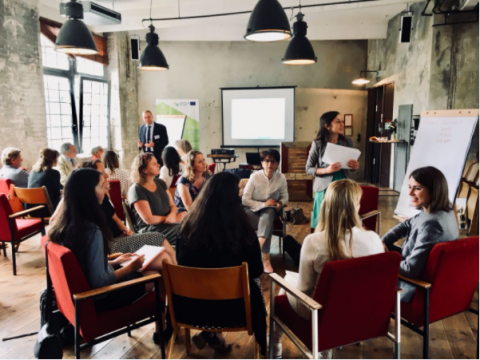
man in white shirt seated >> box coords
[55,142,79,185]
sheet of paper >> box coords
[322,143,361,169]
[120,245,165,271]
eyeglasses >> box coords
[263,159,278,164]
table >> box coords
[207,154,239,171]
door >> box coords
[393,104,413,192]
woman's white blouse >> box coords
[242,170,289,211]
[160,163,186,188]
[105,168,131,197]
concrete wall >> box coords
[137,40,368,170]
[0,0,47,170]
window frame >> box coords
[41,35,110,153]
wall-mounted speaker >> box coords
[399,14,413,43]
[130,36,140,61]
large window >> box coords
[40,34,109,154]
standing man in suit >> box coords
[55,142,79,185]
[138,110,169,166]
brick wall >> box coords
[0,0,47,170]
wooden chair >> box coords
[397,236,479,359]
[162,260,260,359]
[14,186,54,217]
[41,236,166,359]
[0,178,23,213]
[269,252,402,359]
[0,194,45,275]
[108,180,125,222]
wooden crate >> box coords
[281,142,313,201]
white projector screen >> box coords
[221,87,295,147]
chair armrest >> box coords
[9,205,46,219]
[396,286,404,293]
[73,273,161,301]
[269,273,322,311]
[360,210,380,220]
[398,274,431,289]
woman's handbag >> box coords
[285,205,309,225]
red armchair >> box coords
[397,236,479,359]
[107,180,124,222]
[359,185,380,233]
[0,178,23,213]
[269,252,402,359]
[0,194,45,275]
[41,236,166,359]
[208,162,216,174]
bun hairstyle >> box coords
[32,148,59,172]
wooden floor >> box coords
[0,194,477,359]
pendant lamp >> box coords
[138,24,169,71]
[245,0,292,42]
[282,12,317,65]
[55,0,98,55]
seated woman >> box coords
[175,139,192,163]
[272,179,384,358]
[176,172,267,355]
[174,150,211,213]
[48,168,174,343]
[242,149,288,274]
[28,148,63,217]
[80,160,175,256]
[103,150,131,198]
[128,153,184,243]
[382,166,458,303]
[159,146,186,188]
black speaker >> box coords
[130,36,140,61]
[399,14,413,43]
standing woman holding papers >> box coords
[243,149,288,274]
[306,111,359,230]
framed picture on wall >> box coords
[345,127,353,136]
[344,114,353,127]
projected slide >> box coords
[222,87,295,147]
[231,98,285,140]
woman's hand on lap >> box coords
[128,254,145,272]
[114,253,135,265]
[265,199,277,207]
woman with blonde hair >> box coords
[27,148,62,217]
[272,179,384,358]
[128,153,184,243]
[174,150,212,213]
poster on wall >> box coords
[156,99,200,150]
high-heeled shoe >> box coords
[208,334,232,354]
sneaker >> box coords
[272,342,282,359]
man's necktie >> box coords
[146,126,151,152]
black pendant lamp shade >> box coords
[245,0,292,42]
[55,0,98,55]
[138,25,169,71]
[282,13,317,65]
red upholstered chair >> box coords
[0,178,23,213]
[170,174,181,188]
[0,194,45,275]
[397,236,479,359]
[359,185,380,233]
[269,252,403,359]
[208,162,216,174]
[41,236,166,359]
[108,180,124,222]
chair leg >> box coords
[74,300,81,359]
[423,288,430,359]
[167,328,178,359]
[2,242,6,257]
[254,340,260,359]
[127,324,131,337]
[184,328,191,355]
[11,241,16,276]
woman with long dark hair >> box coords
[306,111,359,230]
[48,168,172,344]
[382,166,458,302]
[103,150,131,198]
[176,172,267,355]
[160,146,186,188]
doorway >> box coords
[365,83,395,188]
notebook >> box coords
[119,245,165,272]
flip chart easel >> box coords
[395,109,479,219]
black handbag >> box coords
[283,235,302,266]
[285,205,309,225]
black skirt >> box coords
[94,272,146,312]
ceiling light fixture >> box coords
[138,0,169,71]
[55,0,99,55]
[282,10,317,65]
[245,0,292,42]
[352,67,381,85]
